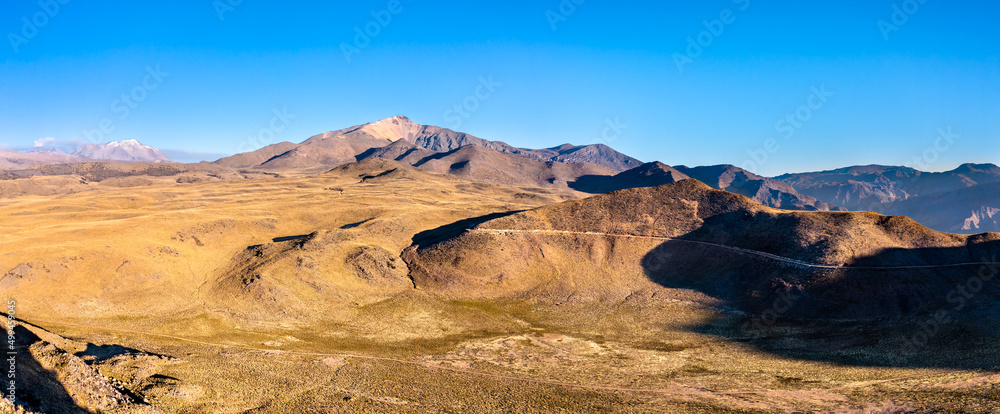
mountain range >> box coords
[4,115,998,234]
[778,164,1000,233]
[215,115,642,172]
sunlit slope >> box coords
[0,160,576,327]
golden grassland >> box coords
[2,162,999,413]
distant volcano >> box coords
[73,139,173,163]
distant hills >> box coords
[778,164,1000,233]
[0,148,88,169]
[674,164,842,211]
[570,162,840,211]
[4,139,172,166]
[3,116,999,235]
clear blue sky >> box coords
[1,0,998,175]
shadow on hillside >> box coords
[7,324,92,413]
[410,211,523,248]
[272,234,311,243]
[567,175,619,194]
[75,343,168,364]
[640,228,1000,369]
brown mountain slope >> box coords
[258,129,394,171]
[356,143,617,188]
[211,141,298,168]
[254,116,496,172]
[417,145,615,188]
[354,138,437,165]
[569,161,690,193]
[237,115,642,172]
[404,179,1000,319]
[518,143,643,171]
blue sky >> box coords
[1,0,998,175]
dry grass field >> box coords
[3,161,999,413]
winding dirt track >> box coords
[471,229,1000,270]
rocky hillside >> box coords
[356,143,615,188]
[404,179,1000,319]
